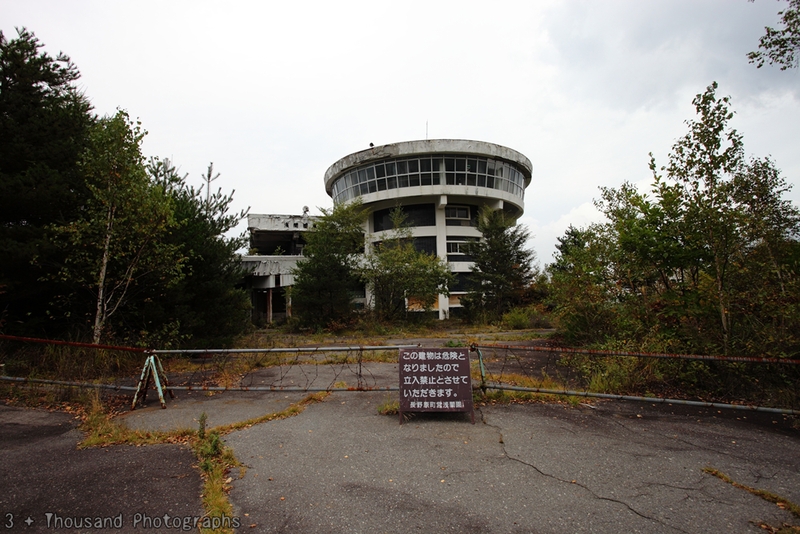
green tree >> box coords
[291,201,367,329]
[727,156,800,355]
[461,207,536,323]
[663,82,746,353]
[359,208,453,322]
[548,224,621,345]
[51,111,183,344]
[551,83,800,358]
[748,0,800,69]
[0,28,94,335]
[124,158,251,348]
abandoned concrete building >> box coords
[242,139,532,323]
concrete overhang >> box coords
[324,139,533,197]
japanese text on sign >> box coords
[399,348,473,418]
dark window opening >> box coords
[413,236,437,255]
[450,272,474,292]
[373,203,436,232]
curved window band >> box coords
[331,155,527,204]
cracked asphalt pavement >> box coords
[0,405,203,533]
[225,393,799,533]
[2,384,798,533]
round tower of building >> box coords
[324,139,533,319]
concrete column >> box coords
[267,287,273,324]
[435,194,449,320]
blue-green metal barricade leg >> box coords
[132,355,174,410]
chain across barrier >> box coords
[1,334,798,415]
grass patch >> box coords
[319,349,398,365]
[321,353,350,365]
[474,371,583,406]
[78,392,329,533]
[194,427,238,532]
[2,344,144,382]
[363,349,398,363]
[703,467,800,529]
[377,395,399,415]
[0,382,97,413]
[213,392,329,434]
[501,305,553,330]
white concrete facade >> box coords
[244,139,532,322]
[324,139,533,319]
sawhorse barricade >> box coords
[132,354,173,409]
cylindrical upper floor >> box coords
[324,140,533,217]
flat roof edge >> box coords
[324,139,532,193]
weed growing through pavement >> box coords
[377,395,399,415]
[79,392,329,534]
[703,467,800,532]
[194,426,238,531]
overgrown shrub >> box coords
[501,305,552,330]
[1,342,144,380]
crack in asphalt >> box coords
[636,479,741,508]
[639,480,702,493]
[749,468,779,484]
[479,409,692,534]
[604,413,761,465]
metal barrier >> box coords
[1,334,798,415]
[129,345,414,408]
[471,343,800,415]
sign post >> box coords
[398,347,474,424]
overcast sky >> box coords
[3,0,798,265]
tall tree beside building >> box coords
[130,158,251,348]
[664,82,745,353]
[359,208,453,322]
[0,28,94,335]
[291,201,367,329]
[51,111,184,344]
[461,207,536,323]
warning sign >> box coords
[398,348,474,423]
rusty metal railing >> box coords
[1,335,797,415]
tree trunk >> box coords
[92,205,115,345]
